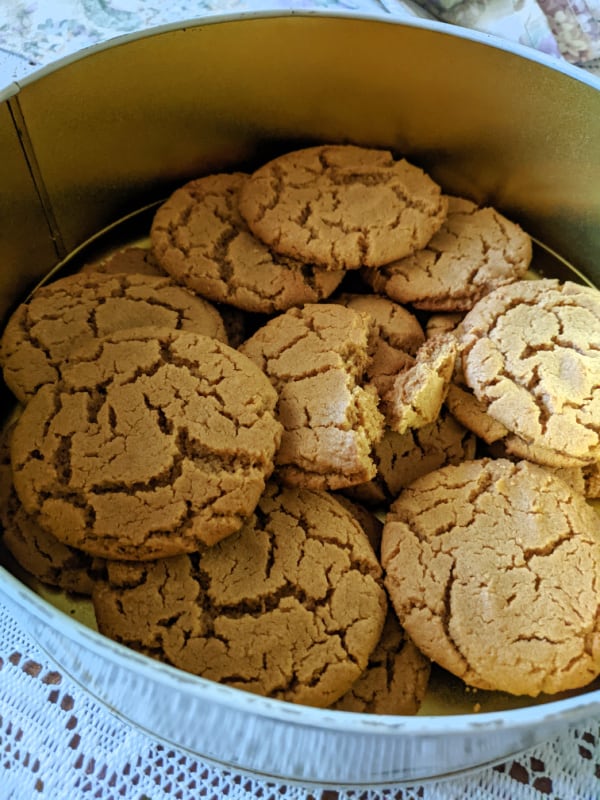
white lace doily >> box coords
[1,597,600,800]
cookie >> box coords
[501,432,597,468]
[150,173,344,313]
[381,333,457,435]
[444,380,597,463]
[0,420,14,512]
[80,245,165,276]
[2,483,104,595]
[444,383,509,446]
[363,196,532,311]
[343,407,477,507]
[333,494,384,554]
[1,421,103,594]
[93,483,388,708]
[334,293,425,398]
[240,303,385,490]
[381,458,600,696]
[425,312,464,339]
[0,271,227,404]
[458,279,600,463]
[332,609,431,715]
[10,328,282,560]
[238,145,447,270]
[485,438,600,499]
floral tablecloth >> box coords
[0,0,600,81]
[1,2,600,800]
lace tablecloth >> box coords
[1,2,600,799]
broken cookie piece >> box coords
[240,303,385,490]
[380,333,457,435]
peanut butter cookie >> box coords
[10,328,282,560]
[238,145,447,270]
[444,383,509,446]
[1,419,103,593]
[240,303,384,490]
[363,196,531,311]
[343,407,477,507]
[0,271,227,403]
[150,172,344,313]
[93,483,387,708]
[382,458,600,696]
[80,245,165,276]
[458,279,600,463]
[332,609,431,715]
[2,482,104,595]
[334,292,425,398]
[381,334,457,435]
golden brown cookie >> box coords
[0,271,227,403]
[425,312,464,339]
[334,292,425,398]
[150,173,344,313]
[363,196,531,311]
[343,407,477,507]
[0,419,14,512]
[458,279,600,463]
[485,438,600,500]
[238,145,447,270]
[80,245,165,276]
[444,382,509,446]
[381,333,457,435]
[2,483,104,595]
[240,303,385,490]
[381,458,600,696]
[501,432,596,468]
[1,419,104,593]
[332,609,431,715]
[332,494,384,554]
[93,483,387,708]
[10,328,282,560]
[444,378,599,465]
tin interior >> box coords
[1,11,600,783]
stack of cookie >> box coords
[1,144,599,714]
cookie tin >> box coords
[1,11,600,788]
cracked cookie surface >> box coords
[363,196,532,311]
[150,173,344,313]
[332,609,431,715]
[92,482,387,707]
[381,458,600,696]
[239,303,385,490]
[9,328,282,560]
[238,145,447,270]
[334,292,425,399]
[343,407,476,507]
[0,271,227,404]
[0,419,104,594]
[458,279,600,463]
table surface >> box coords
[1,2,600,799]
